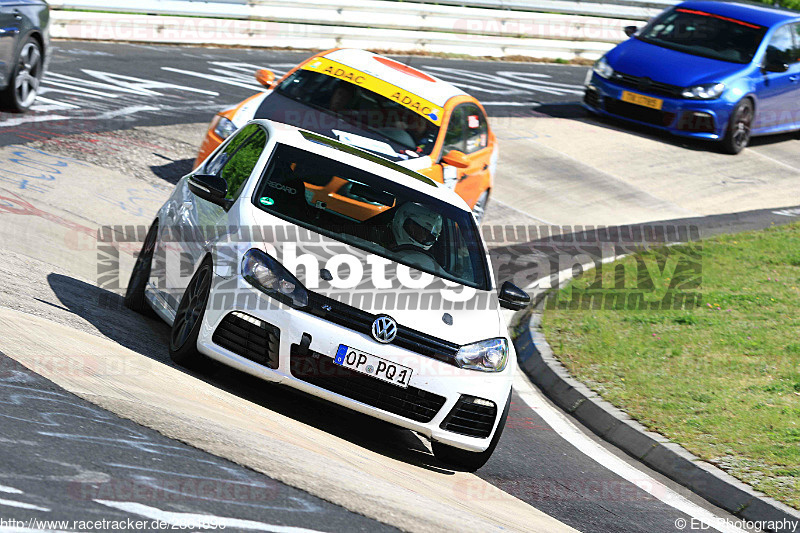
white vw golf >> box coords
[125,120,530,470]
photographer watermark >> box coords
[97,223,702,313]
[0,517,226,531]
[674,516,799,531]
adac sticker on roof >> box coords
[303,57,443,126]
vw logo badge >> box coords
[371,316,397,344]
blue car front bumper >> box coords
[584,73,735,141]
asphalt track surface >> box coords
[0,41,588,146]
[0,41,797,533]
[0,350,399,532]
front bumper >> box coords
[584,73,734,140]
[196,282,513,452]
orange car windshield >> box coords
[252,143,490,290]
[275,70,440,156]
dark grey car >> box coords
[0,0,48,112]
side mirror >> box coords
[624,25,639,37]
[499,281,530,311]
[441,149,470,169]
[255,69,275,88]
[188,174,232,210]
[764,60,789,73]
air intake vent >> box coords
[212,312,280,369]
[440,395,497,438]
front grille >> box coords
[610,71,683,98]
[303,292,461,366]
[290,345,446,422]
[440,395,497,438]
[212,312,280,369]
[584,87,600,109]
[604,98,676,127]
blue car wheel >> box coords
[721,99,753,155]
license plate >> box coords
[334,345,412,388]
[621,90,663,110]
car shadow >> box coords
[531,102,592,119]
[534,101,718,152]
[150,158,194,185]
[747,129,800,148]
[46,272,458,475]
[533,100,800,153]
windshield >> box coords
[638,8,767,63]
[274,70,440,157]
[252,143,490,290]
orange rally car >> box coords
[194,48,498,223]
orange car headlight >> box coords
[212,115,237,140]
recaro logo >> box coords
[267,181,297,194]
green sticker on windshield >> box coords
[259,196,274,206]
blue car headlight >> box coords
[455,338,509,372]
[213,115,238,140]
[241,248,308,307]
[682,83,725,100]
[592,57,614,79]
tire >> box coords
[1,38,43,112]
[124,221,158,314]
[721,99,753,155]
[432,391,511,472]
[472,190,490,226]
[169,256,213,369]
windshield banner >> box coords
[302,56,444,126]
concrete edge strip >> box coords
[512,310,800,532]
[503,207,800,531]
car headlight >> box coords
[213,115,237,140]
[241,248,308,307]
[592,57,614,79]
[681,83,725,100]
[455,338,509,372]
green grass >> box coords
[542,222,800,509]
[760,0,800,10]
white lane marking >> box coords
[748,147,800,173]
[496,71,587,90]
[207,61,290,80]
[30,96,80,112]
[44,71,148,95]
[0,485,23,494]
[162,67,266,92]
[481,102,539,106]
[95,500,327,532]
[513,373,746,533]
[45,70,219,97]
[82,69,219,97]
[514,237,747,532]
[96,106,161,120]
[41,79,120,98]
[525,252,621,291]
[0,497,50,512]
[421,65,584,97]
[773,207,800,217]
[0,114,73,127]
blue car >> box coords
[584,0,800,154]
